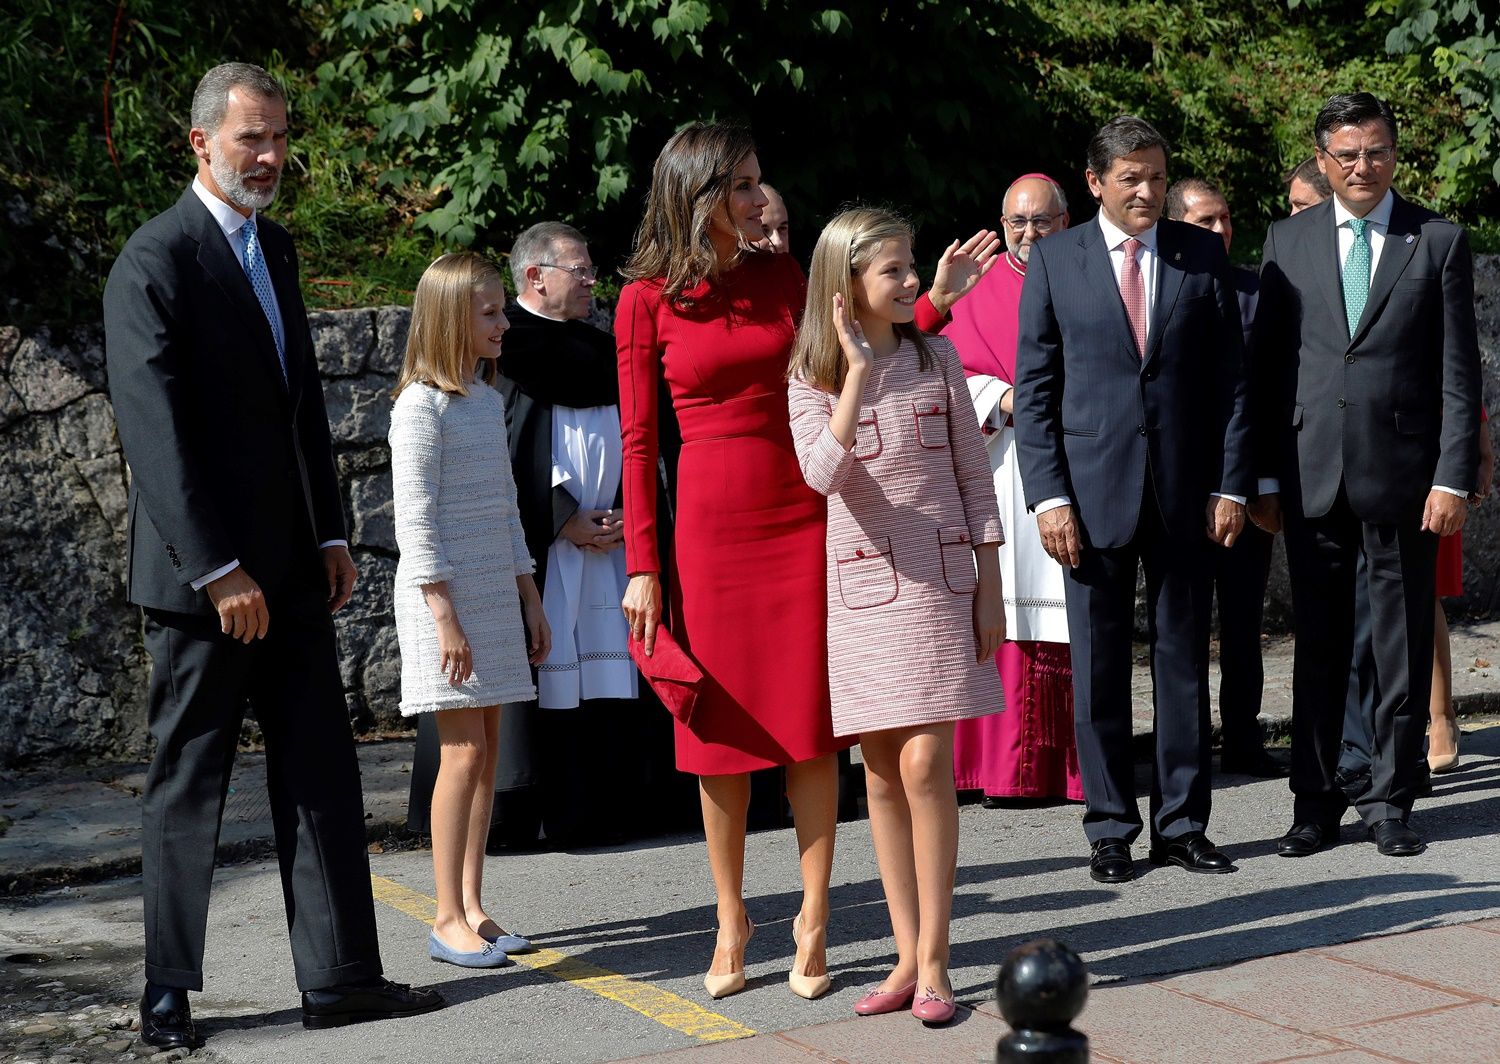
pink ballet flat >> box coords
[911,986,956,1025]
[853,979,917,1016]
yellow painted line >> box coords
[369,873,756,1043]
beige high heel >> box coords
[703,915,754,999]
[1428,718,1462,774]
[788,914,832,1000]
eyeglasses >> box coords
[1002,212,1064,234]
[538,263,599,283]
[1318,146,1395,171]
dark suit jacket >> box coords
[103,186,344,615]
[1014,215,1252,549]
[1253,192,1481,523]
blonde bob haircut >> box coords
[392,251,504,399]
[788,206,935,393]
[621,122,759,304]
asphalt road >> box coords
[3,722,1498,1064]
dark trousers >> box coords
[1064,487,1213,845]
[141,593,381,992]
[1213,523,1275,751]
[1283,489,1437,827]
[1338,552,1381,775]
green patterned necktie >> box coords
[1342,217,1371,338]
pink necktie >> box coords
[1120,237,1147,358]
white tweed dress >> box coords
[390,379,537,715]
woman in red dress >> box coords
[615,124,845,1001]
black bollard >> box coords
[995,939,1090,1063]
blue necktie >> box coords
[1342,217,1371,339]
[240,217,287,381]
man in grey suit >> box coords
[1251,93,1482,858]
[103,63,441,1048]
[1015,116,1252,884]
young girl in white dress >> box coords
[390,252,551,967]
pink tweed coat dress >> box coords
[789,334,1006,737]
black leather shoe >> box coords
[1148,832,1236,873]
[140,987,199,1050]
[1369,819,1425,857]
[1220,747,1290,778]
[1088,838,1134,883]
[302,978,444,1029]
[1277,820,1339,857]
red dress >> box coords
[616,253,847,774]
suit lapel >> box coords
[1076,218,1140,366]
[178,189,290,400]
[1144,224,1186,367]
[1350,192,1420,348]
[263,223,305,401]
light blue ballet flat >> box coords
[428,931,513,968]
[481,930,533,953]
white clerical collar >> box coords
[1097,212,1158,253]
[514,296,570,323]
[1332,188,1393,231]
[192,176,256,239]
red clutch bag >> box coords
[629,624,703,725]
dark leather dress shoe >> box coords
[1369,819,1425,857]
[1089,838,1134,883]
[1148,832,1236,873]
[1221,747,1290,778]
[302,978,444,1029]
[140,988,199,1049]
[1277,821,1339,857]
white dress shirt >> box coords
[188,179,344,590]
[1036,214,1245,516]
[1257,189,1465,501]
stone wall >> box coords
[2,261,1498,766]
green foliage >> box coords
[302,0,1041,273]
[5,0,1498,330]
[0,0,441,331]
[1376,0,1500,199]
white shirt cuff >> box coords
[1257,478,1280,496]
[319,539,348,549]
[191,560,240,591]
[1212,493,1247,506]
[1433,485,1469,499]
[1035,495,1071,515]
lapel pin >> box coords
[1174,252,1181,261]
[1405,234,1414,244]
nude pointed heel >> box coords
[788,915,832,1000]
[1428,718,1462,774]
[703,916,754,1000]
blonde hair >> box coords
[621,122,759,303]
[393,252,504,399]
[788,207,935,392]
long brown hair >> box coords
[788,207,935,392]
[621,122,758,303]
[392,252,504,399]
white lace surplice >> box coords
[966,375,1069,644]
[537,404,639,709]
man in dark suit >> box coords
[1015,116,1252,884]
[103,63,441,1049]
[1250,93,1481,858]
[1165,177,1286,779]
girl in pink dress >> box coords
[787,207,1005,1025]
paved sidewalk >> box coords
[3,620,1495,894]
[618,918,1500,1064]
[2,721,1497,1063]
